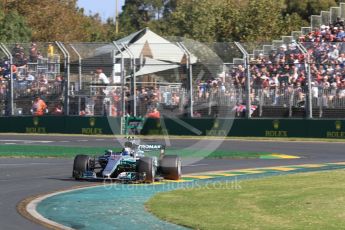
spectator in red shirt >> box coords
[32,95,47,116]
[147,107,160,119]
[51,103,63,115]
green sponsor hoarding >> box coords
[0,116,344,138]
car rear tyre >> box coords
[73,155,90,179]
[138,157,155,183]
[160,155,181,180]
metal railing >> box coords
[0,39,345,118]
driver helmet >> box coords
[105,149,113,156]
[123,147,131,156]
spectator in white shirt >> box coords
[26,73,35,81]
[328,45,339,60]
[96,68,110,84]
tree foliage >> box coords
[118,0,166,34]
[0,0,342,43]
[150,0,307,42]
[0,1,31,42]
[238,0,307,42]
[284,0,338,21]
[1,0,106,42]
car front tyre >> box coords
[138,157,155,183]
[72,154,90,180]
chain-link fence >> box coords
[1,35,345,118]
[0,42,63,116]
[62,42,117,116]
[4,3,345,119]
[0,44,8,116]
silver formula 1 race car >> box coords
[72,138,181,183]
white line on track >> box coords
[3,143,16,145]
[0,140,53,143]
[77,140,88,142]
[59,141,70,143]
[95,139,105,141]
[0,163,66,167]
[184,164,209,167]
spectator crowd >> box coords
[2,15,345,117]
[198,16,345,113]
[0,43,63,116]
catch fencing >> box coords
[0,41,344,118]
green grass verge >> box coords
[146,170,345,230]
[178,149,273,159]
[1,133,345,143]
[0,145,118,158]
[0,144,272,158]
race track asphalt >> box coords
[1,134,345,230]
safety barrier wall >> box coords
[140,118,345,138]
[0,116,122,135]
[0,116,344,139]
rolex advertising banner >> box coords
[140,118,345,139]
[0,117,344,138]
[0,116,121,135]
[64,117,121,135]
[0,116,66,133]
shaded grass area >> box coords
[2,133,345,143]
[0,145,272,159]
[146,170,345,230]
[0,145,118,158]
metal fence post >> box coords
[289,90,294,117]
[234,42,251,118]
[62,43,71,115]
[112,42,126,120]
[69,44,82,114]
[122,43,137,117]
[0,43,13,116]
[296,42,313,119]
[69,44,82,91]
[259,90,263,117]
[178,42,193,117]
[55,41,70,115]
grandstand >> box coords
[1,4,345,118]
[237,3,345,119]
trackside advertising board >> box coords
[0,117,344,138]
